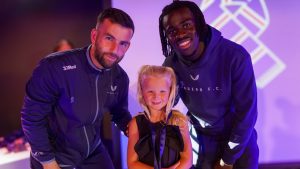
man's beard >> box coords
[95,46,122,69]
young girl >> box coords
[127,65,192,169]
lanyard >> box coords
[147,111,172,169]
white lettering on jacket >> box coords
[63,65,77,71]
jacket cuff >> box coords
[40,158,56,165]
[31,151,55,164]
[118,114,132,134]
[221,150,236,165]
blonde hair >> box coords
[137,65,177,121]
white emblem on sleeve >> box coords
[228,141,239,149]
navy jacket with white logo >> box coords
[21,46,132,165]
[163,26,258,164]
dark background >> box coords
[0,0,111,136]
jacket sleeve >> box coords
[222,47,258,164]
[21,58,59,163]
[110,73,132,135]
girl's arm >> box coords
[176,119,193,169]
[127,117,153,169]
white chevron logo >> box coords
[190,74,199,81]
[111,85,117,92]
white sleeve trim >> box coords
[40,158,56,164]
[228,141,239,149]
[191,113,211,128]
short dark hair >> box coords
[159,1,208,57]
[97,8,135,33]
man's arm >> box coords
[21,58,58,164]
[110,74,132,135]
[222,48,258,164]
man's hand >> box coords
[42,160,61,169]
[125,124,129,136]
[214,159,233,169]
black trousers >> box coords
[192,130,259,169]
[30,143,114,169]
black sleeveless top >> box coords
[134,114,184,168]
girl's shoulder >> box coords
[133,112,148,122]
[131,112,150,130]
[170,109,187,121]
[129,113,145,127]
[168,109,189,127]
[170,109,184,116]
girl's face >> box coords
[141,75,170,113]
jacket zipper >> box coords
[92,74,100,124]
[83,126,90,158]
[84,74,100,157]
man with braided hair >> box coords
[159,1,259,169]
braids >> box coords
[159,1,208,57]
[159,20,170,57]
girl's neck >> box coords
[149,110,165,123]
